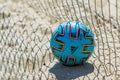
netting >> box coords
[0,0,120,80]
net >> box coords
[0,0,120,80]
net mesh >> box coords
[0,0,120,80]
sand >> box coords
[0,0,120,80]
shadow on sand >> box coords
[49,62,94,80]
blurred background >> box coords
[0,0,120,80]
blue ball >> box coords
[50,21,95,66]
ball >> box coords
[50,21,95,66]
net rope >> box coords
[0,0,120,80]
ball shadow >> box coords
[49,62,94,80]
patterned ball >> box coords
[50,21,95,66]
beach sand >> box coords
[0,0,120,80]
